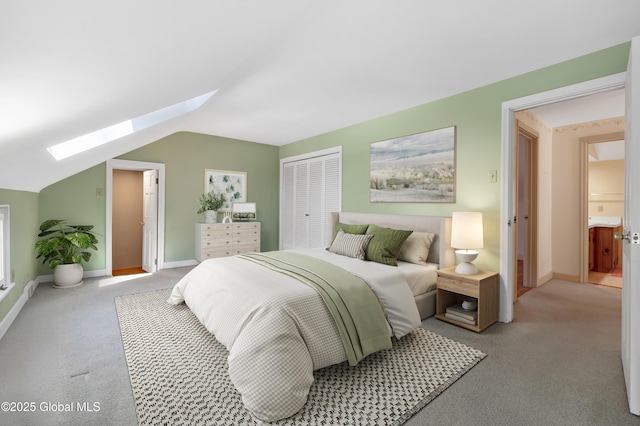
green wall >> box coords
[37,132,279,275]
[118,132,280,259]
[279,43,630,273]
[38,164,107,274]
[0,189,39,321]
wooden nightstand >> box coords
[435,266,499,332]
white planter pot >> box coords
[204,210,217,224]
[53,263,84,288]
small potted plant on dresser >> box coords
[35,219,99,288]
[197,191,226,224]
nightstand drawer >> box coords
[437,276,479,298]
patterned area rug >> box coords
[115,289,486,425]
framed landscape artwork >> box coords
[370,126,456,203]
[204,169,247,209]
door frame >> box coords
[579,131,625,283]
[106,159,166,276]
[514,120,539,299]
[499,72,626,322]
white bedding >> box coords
[398,261,439,296]
[167,248,420,422]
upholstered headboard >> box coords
[328,212,455,269]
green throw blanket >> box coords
[239,251,392,365]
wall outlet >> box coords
[489,170,497,183]
[96,187,104,198]
[598,205,604,212]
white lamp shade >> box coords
[451,212,484,249]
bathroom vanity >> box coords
[588,216,622,273]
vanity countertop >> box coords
[588,216,621,228]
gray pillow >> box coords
[328,229,374,260]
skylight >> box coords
[47,90,218,161]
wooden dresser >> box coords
[195,222,260,261]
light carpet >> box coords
[115,289,486,425]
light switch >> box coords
[489,170,497,183]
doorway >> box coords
[500,72,626,322]
[112,169,144,275]
[106,159,166,276]
[581,134,625,288]
[514,121,538,299]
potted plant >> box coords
[197,191,226,223]
[35,219,99,288]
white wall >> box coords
[588,159,624,218]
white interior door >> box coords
[622,35,640,416]
[142,170,158,273]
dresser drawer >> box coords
[233,222,260,236]
[200,247,234,259]
[199,238,232,249]
[200,227,232,240]
[232,243,260,255]
[233,228,259,239]
[200,223,232,231]
[437,276,479,298]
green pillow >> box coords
[331,222,369,241]
[365,224,413,266]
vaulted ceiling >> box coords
[2,1,639,192]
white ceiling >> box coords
[1,1,640,192]
[531,88,626,161]
[531,89,626,128]
[589,139,625,162]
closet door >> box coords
[307,159,324,248]
[294,161,309,249]
[280,149,342,250]
[281,162,296,250]
[322,155,341,246]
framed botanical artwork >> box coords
[370,126,456,203]
[204,169,247,209]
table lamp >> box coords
[451,211,483,275]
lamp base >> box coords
[455,262,479,275]
[455,249,479,275]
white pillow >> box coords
[397,232,435,265]
[328,229,373,260]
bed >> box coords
[168,212,453,422]
[329,212,454,319]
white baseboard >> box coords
[163,259,198,269]
[37,268,108,285]
[0,280,35,341]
